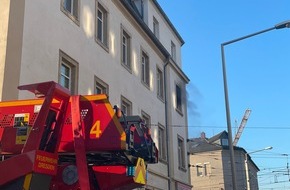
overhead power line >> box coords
[150,123,290,130]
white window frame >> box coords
[171,41,176,62]
[196,163,203,176]
[153,16,159,39]
[204,162,211,176]
[177,136,186,170]
[158,124,167,161]
[141,110,150,129]
[96,2,108,48]
[132,0,144,19]
[60,63,71,90]
[61,0,79,24]
[121,96,132,116]
[176,84,182,113]
[121,26,131,70]
[94,76,109,95]
[141,51,150,87]
[59,50,78,94]
[157,67,164,100]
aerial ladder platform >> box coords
[0,81,158,190]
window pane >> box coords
[178,138,185,168]
[121,97,132,116]
[61,64,70,77]
[59,51,78,94]
[122,46,126,63]
[98,9,103,19]
[96,4,107,46]
[121,104,127,115]
[97,22,103,41]
[159,77,161,95]
[176,85,182,110]
[145,58,149,84]
[60,76,70,89]
[178,139,182,165]
[60,64,70,89]
[97,10,103,41]
[171,41,176,61]
[73,0,78,18]
[158,126,166,160]
[153,17,159,38]
[158,128,162,157]
[121,30,131,69]
[197,165,203,176]
[95,77,108,95]
[95,83,107,94]
[64,0,72,12]
[141,52,149,85]
[141,112,150,128]
[204,164,208,176]
[157,69,163,98]
[103,15,107,44]
[95,86,102,94]
[142,57,145,82]
[122,36,127,64]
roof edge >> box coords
[152,0,185,45]
[120,0,170,57]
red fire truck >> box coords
[0,81,158,190]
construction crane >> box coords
[233,109,251,146]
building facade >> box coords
[0,0,191,189]
[188,131,259,190]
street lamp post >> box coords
[221,20,290,190]
[245,146,273,190]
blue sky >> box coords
[158,1,290,189]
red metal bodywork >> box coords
[0,81,158,190]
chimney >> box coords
[200,132,206,139]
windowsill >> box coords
[178,166,187,172]
[95,38,109,53]
[157,95,164,103]
[175,108,183,116]
[159,158,168,164]
[141,81,150,90]
[121,63,132,74]
[61,9,80,26]
[197,174,211,177]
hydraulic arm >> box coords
[0,81,158,190]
